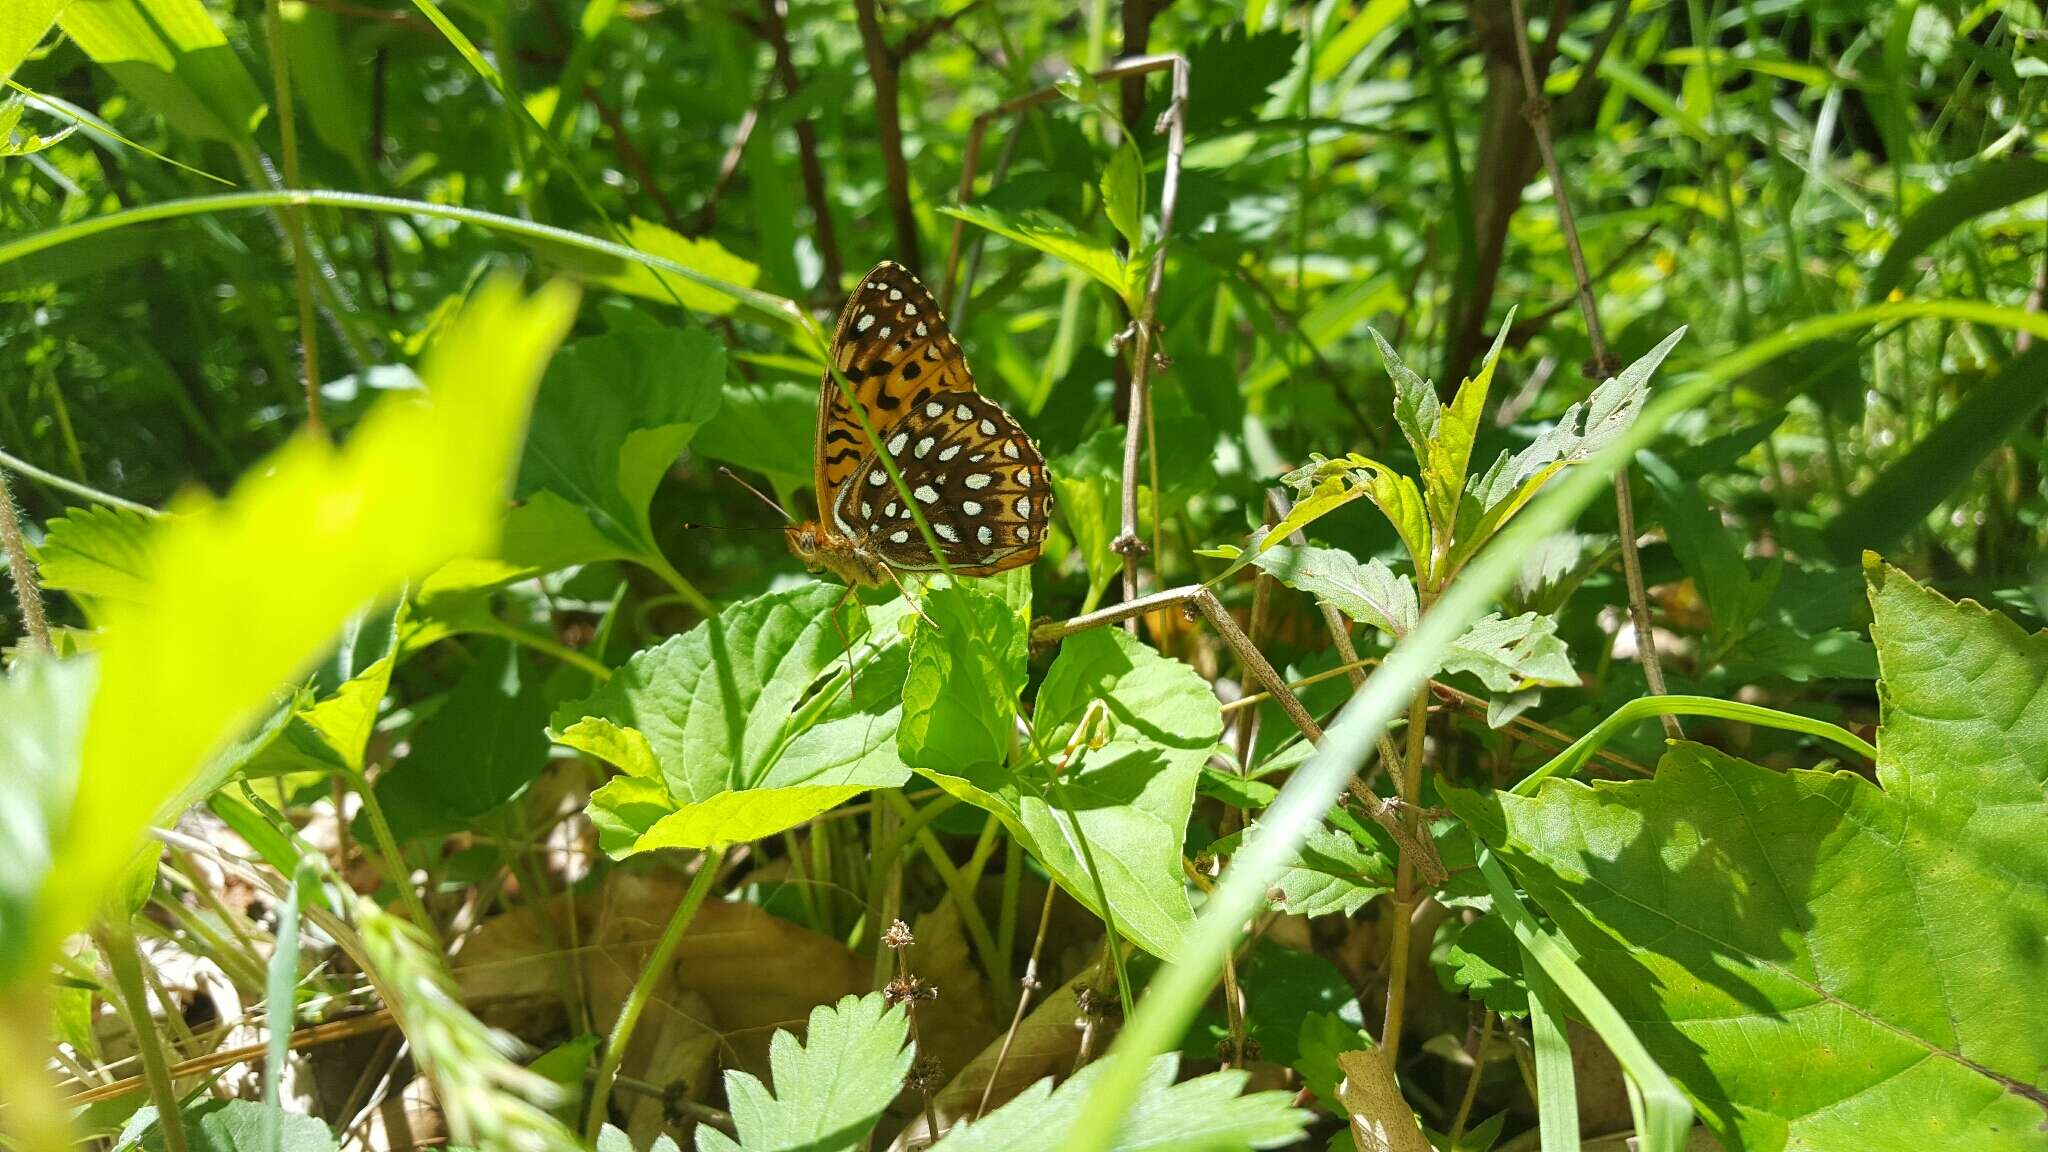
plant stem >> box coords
[98,918,187,1152]
[1379,681,1430,1060]
[351,772,435,935]
[1449,1009,1496,1144]
[264,0,324,434]
[0,461,51,653]
[0,446,159,516]
[584,843,725,1142]
[977,881,1058,1120]
[1505,0,1680,738]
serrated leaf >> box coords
[695,993,911,1152]
[35,504,158,607]
[1184,25,1297,133]
[1374,328,1441,466]
[1247,543,1418,638]
[34,278,576,976]
[1442,612,1577,694]
[243,605,403,780]
[503,327,724,582]
[1293,1011,1368,1114]
[1426,316,1513,535]
[1261,819,1391,919]
[1446,561,2048,1152]
[932,1053,1308,1152]
[559,584,908,854]
[119,1098,338,1152]
[1439,914,1527,1018]
[940,204,1135,305]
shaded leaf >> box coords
[695,993,912,1152]
[1868,156,2048,300]
[374,639,556,841]
[899,582,1027,773]
[35,504,157,607]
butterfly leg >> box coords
[881,564,940,632]
[829,582,862,696]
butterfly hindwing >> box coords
[832,390,1049,575]
[816,262,976,517]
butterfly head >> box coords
[786,521,888,588]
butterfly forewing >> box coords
[833,390,1050,575]
[815,262,976,514]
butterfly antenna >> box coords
[716,466,795,523]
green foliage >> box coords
[561,584,909,854]
[118,1099,338,1152]
[1452,563,2048,1151]
[32,504,156,609]
[373,638,556,841]
[694,993,912,1152]
[933,1053,1307,1152]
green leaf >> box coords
[899,583,1027,773]
[504,326,724,581]
[1260,819,1391,920]
[276,3,363,176]
[1446,328,1683,575]
[1640,451,1769,652]
[35,278,576,976]
[36,504,158,607]
[373,639,555,841]
[1247,542,1418,638]
[1822,341,2048,561]
[694,993,911,1152]
[59,0,266,141]
[1438,914,1527,1018]
[940,205,1135,306]
[0,656,93,988]
[244,605,403,780]
[583,218,762,316]
[932,1053,1308,1152]
[1448,562,2048,1151]
[1265,455,1430,576]
[694,379,819,490]
[1102,142,1146,251]
[1868,156,2048,301]
[1292,1011,1367,1114]
[1,1,70,86]
[559,584,909,854]
[1442,612,1576,694]
[1051,428,1125,610]
[917,628,1220,960]
[1427,316,1513,536]
[120,1099,338,1152]
[1184,25,1297,133]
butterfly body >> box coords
[789,262,1049,586]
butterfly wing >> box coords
[815,262,977,522]
[831,390,1050,575]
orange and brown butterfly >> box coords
[786,261,1050,589]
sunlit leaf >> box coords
[1247,542,1418,638]
[932,1053,1307,1152]
[694,993,911,1152]
[940,204,1135,305]
[35,504,158,608]
[59,0,266,141]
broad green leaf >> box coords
[1445,328,1683,575]
[585,218,761,316]
[1442,612,1575,693]
[1501,532,1614,618]
[1,1,70,86]
[1448,562,2048,1152]
[1292,1011,1368,1114]
[694,993,911,1152]
[119,1099,338,1152]
[59,0,266,141]
[503,326,724,582]
[1183,26,1297,133]
[1823,341,2048,561]
[0,656,93,988]
[275,3,363,177]
[1215,943,1362,1067]
[694,379,818,490]
[35,278,576,974]
[1868,156,2048,301]
[35,504,157,607]
[373,639,555,841]
[1265,454,1429,576]
[1102,142,1146,251]
[899,583,1027,773]
[558,584,908,854]
[932,1053,1307,1152]
[940,205,1135,305]
[1246,542,1418,638]
[1641,451,1767,651]
[916,628,1221,960]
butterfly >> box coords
[786,261,1050,593]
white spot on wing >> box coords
[955,404,974,421]
[915,321,928,336]
[889,289,903,301]
[887,432,909,455]
[884,501,898,517]
[856,313,875,332]
[878,326,892,340]
[979,419,997,436]
[1016,470,1032,488]
[964,474,992,490]
[1015,497,1031,517]
[934,523,959,543]
[925,347,940,360]
[961,500,981,516]
[925,402,945,418]
[914,437,935,458]
[913,485,939,504]
[904,303,918,315]
[1015,526,1030,542]
[860,501,872,518]
[977,525,993,545]
[890,530,910,543]
[868,469,886,486]
[939,444,962,462]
